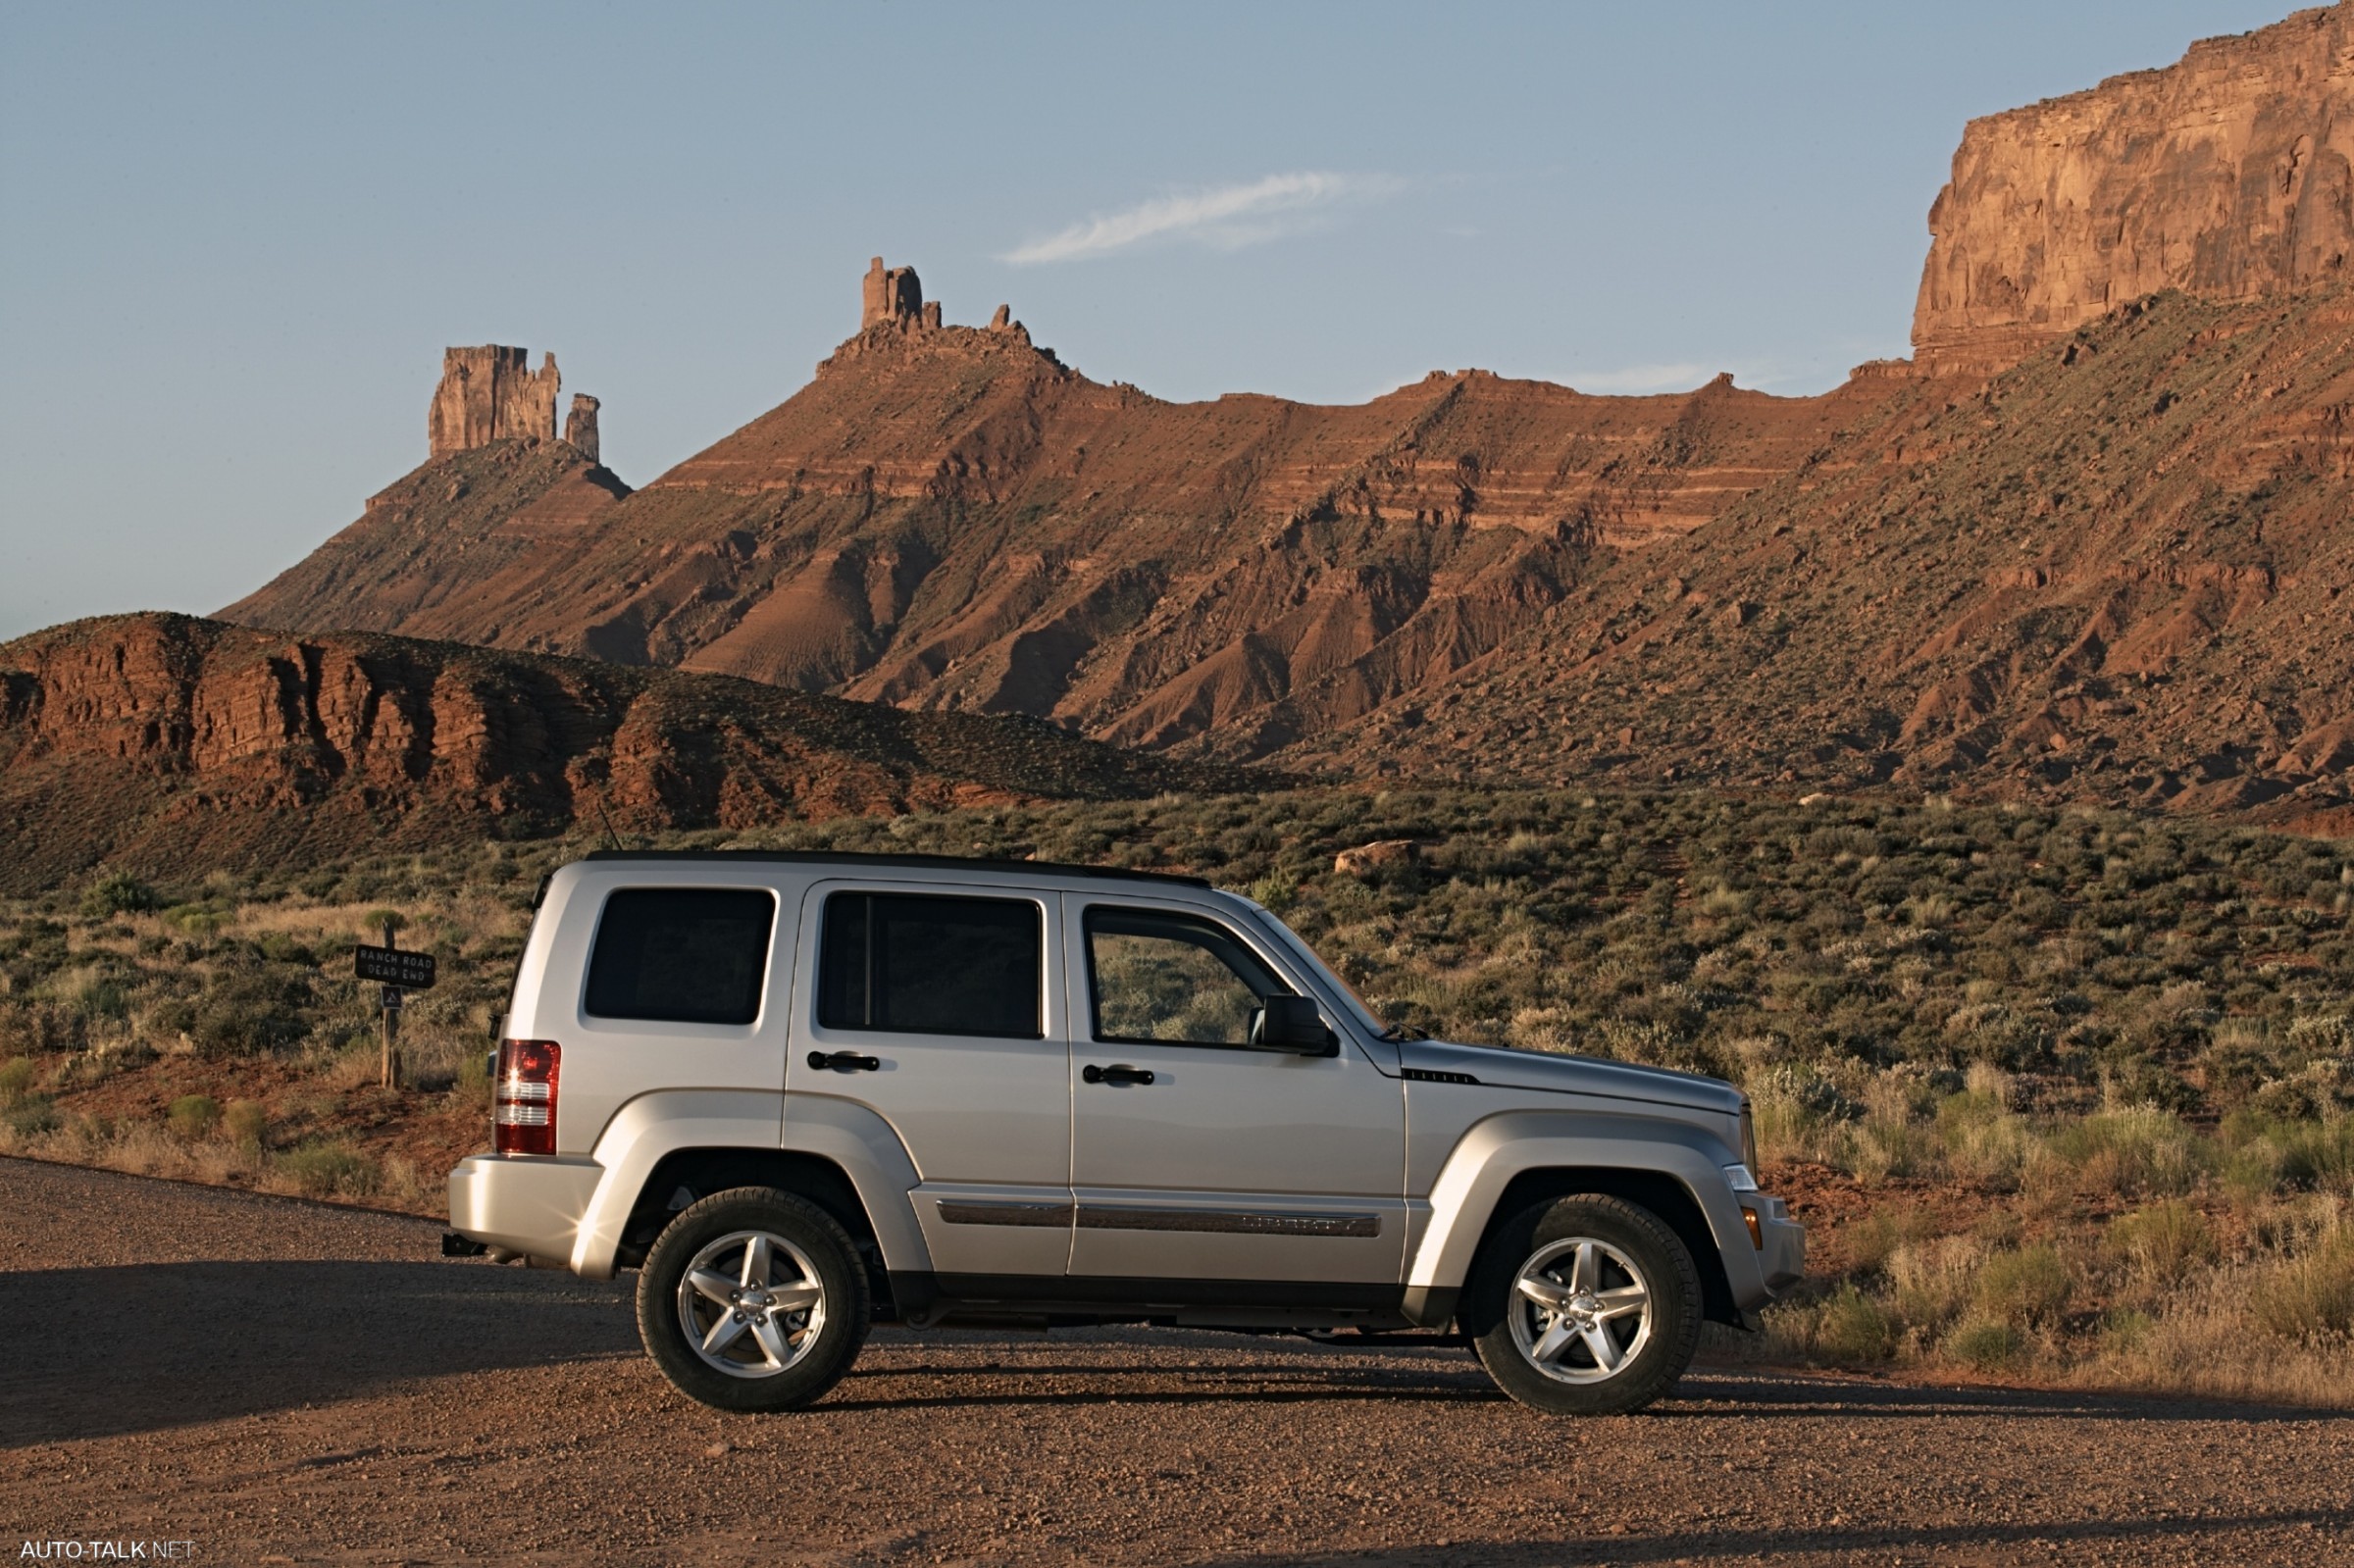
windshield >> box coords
[1234,898,1424,1041]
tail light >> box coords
[494,1039,560,1156]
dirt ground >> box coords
[2,1157,2350,1567]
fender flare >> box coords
[572,1088,929,1279]
[1406,1109,1761,1303]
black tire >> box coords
[1463,1193,1702,1416]
[636,1187,871,1412]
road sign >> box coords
[380,985,404,1012]
[354,944,436,989]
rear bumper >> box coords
[447,1152,604,1268]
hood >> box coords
[1402,1038,1742,1116]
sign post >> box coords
[353,923,437,1089]
[380,919,399,1088]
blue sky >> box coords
[0,1,2296,639]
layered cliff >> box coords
[227,265,1903,755]
[0,614,1251,892]
[1310,284,2354,826]
[1914,4,2354,375]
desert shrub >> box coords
[1934,1091,2032,1189]
[1747,1064,1864,1156]
[1764,1282,1898,1366]
[1844,1204,1940,1276]
[2251,1234,2354,1342]
[161,902,230,937]
[1798,1283,1899,1362]
[2198,1034,2278,1108]
[1888,1235,1984,1336]
[2286,1014,2352,1057]
[1944,1318,2028,1370]
[2107,1199,2216,1283]
[76,976,131,1021]
[166,1093,222,1139]
[2226,1111,2354,1194]
[2100,1052,2201,1115]
[79,872,160,919]
[2097,1307,2155,1353]
[188,963,313,1058]
[2041,1106,2201,1198]
[222,1099,269,1151]
[1849,1114,1932,1184]
[0,1000,85,1056]
[0,1056,35,1108]
[4,1097,61,1138]
[2253,1060,2354,1122]
[277,1139,379,1198]
[1973,1244,2072,1328]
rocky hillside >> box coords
[226,278,1904,757]
[1313,284,2354,828]
[0,614,1251,893]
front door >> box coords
[1063,895,1406,1285]
[788,882,1071,1277]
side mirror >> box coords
[1248,994,1335,1055]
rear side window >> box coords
[584,888,776,1026]
[818,892,1042,1039]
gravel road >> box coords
[3,1156,2349,1566]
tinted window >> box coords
[1086,907,1286,1046]
[584,888,775,1026]
[819,893,1042,1039]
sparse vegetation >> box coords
[1,785,2348,1402]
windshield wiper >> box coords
[1378,1024,1429,1042]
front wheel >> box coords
[1463,1193,1702,1416]
[637,1187,870,1412]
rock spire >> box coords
[428,346,603,462]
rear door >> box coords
[1062,894,1406,1285]
[788,881,1072,1279]
[557,874,793,1155]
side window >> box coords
[1086,907,1287,1047]
[585,887,775,1026]
[818,892,1043,1039]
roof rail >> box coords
[577,847,1213,888]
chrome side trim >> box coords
[937,1200,1076,1229]
[1075,1205,1382,1239]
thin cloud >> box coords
[1002,172,1395,265]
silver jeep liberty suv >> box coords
[448,851,1804,1416]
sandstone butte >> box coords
[195,3,2354,827]
[0,613,1252,894]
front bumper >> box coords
[447,1152,604,1269]
[1751,1194,1806,1294]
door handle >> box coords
[808,1050,881,1073]
[1082,1063,1154,1087]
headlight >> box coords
[1722,1162,1760,1193]
[1739,1100,1759,1171]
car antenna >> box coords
[594,795,629,853]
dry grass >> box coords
[3,787,2351,1404]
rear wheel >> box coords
[1464,1193,1701,1416]
[637,1187,870,1411]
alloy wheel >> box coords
[1507,1235,1655,1384]
[675,1229,828,1379]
